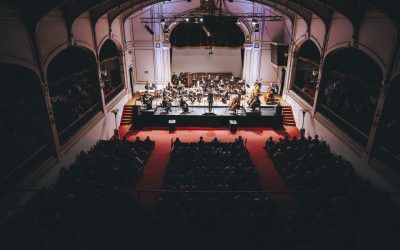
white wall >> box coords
[171,47,242,76]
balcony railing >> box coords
[318,104,369,146]
[59,103,101,144]
[374,145,400,176]
[291,84,314,105]
[105,84,124,104]
[0,143,53,196]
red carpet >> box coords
[121,126,299,208]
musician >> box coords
[179,97,189,114]
[247,94,261,111]
[162,96,172,113]
[228,96,241,114]
[207,88,214,112]
[145,81,150,90]
[171,72,178,82]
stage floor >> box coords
[135,105,281,128]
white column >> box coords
[249,43,261,84]
[242,43,253,82]
[154,42,163,85]
[162,42,171,85]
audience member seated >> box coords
[320,72,379,134]
[50,69,100,131]
[265,134,400,250]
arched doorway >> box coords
[0,63,52,185]
[47,46,101,144]
[99,39,124,103]
[291,40,321,104]
[318,48,383,145]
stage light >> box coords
[254,23,260,32]
[185,17,189,22]
[252,18,258,25]
[144,24,154,35]
[199,17,203,22]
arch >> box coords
[0,56,40,78]
[291,39,321,104]
[318,47,384,142]
[46,46,102,144]
[99,39,125,103]
[325,43,387,74]
[0,63,52,182]
[43,43,97,74]
[294,35,323,55]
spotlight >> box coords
[251,18,258,25]
[185,18,189,22]
[199,17,203,22]
[144,24,154,35]
[254,23,260,32]
[160,18,165,25]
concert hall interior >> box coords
[1,0,400,249]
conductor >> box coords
[207,89,214,112]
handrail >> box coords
[318,104,369,138]
[105,84,124,102]
[291,84,314,104]
[0,144,49,184]
[59,103,100,136]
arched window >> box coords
[375,76,400,172]
[319,48,382,145]
[291,40,321,104]
[0,63,52,183]
[47,47,101,144]
[99,39,124,103]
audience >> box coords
[266,134,400,250]
[320,71,379,134]
[50,69,99,131]
[3,135,399,250]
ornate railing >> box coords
[59,103,101,144]
[291,84,314,105]
[318,104,369,146]
[374,145,400,176]
[0,144,53,196]
[105,84,124,104]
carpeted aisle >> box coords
[123,126,299,208]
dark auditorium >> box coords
[0,0,400,249]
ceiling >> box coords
[1,0,398,33]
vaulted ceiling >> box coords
[1,0,399,34]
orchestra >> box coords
[139,73,280,114]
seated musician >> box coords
[162,96,172,113]
[145,81,150,90]
[228,96,241,114]
[247,94,261,111]
[179,97,189,114]
[171,72,178,82]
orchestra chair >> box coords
[229,120,238,133]
[168,119,176,133]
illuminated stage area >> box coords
[135,105,281,128]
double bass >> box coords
[228,96,241,112]
[247,95,261,111]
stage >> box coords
[133,105,282,128]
